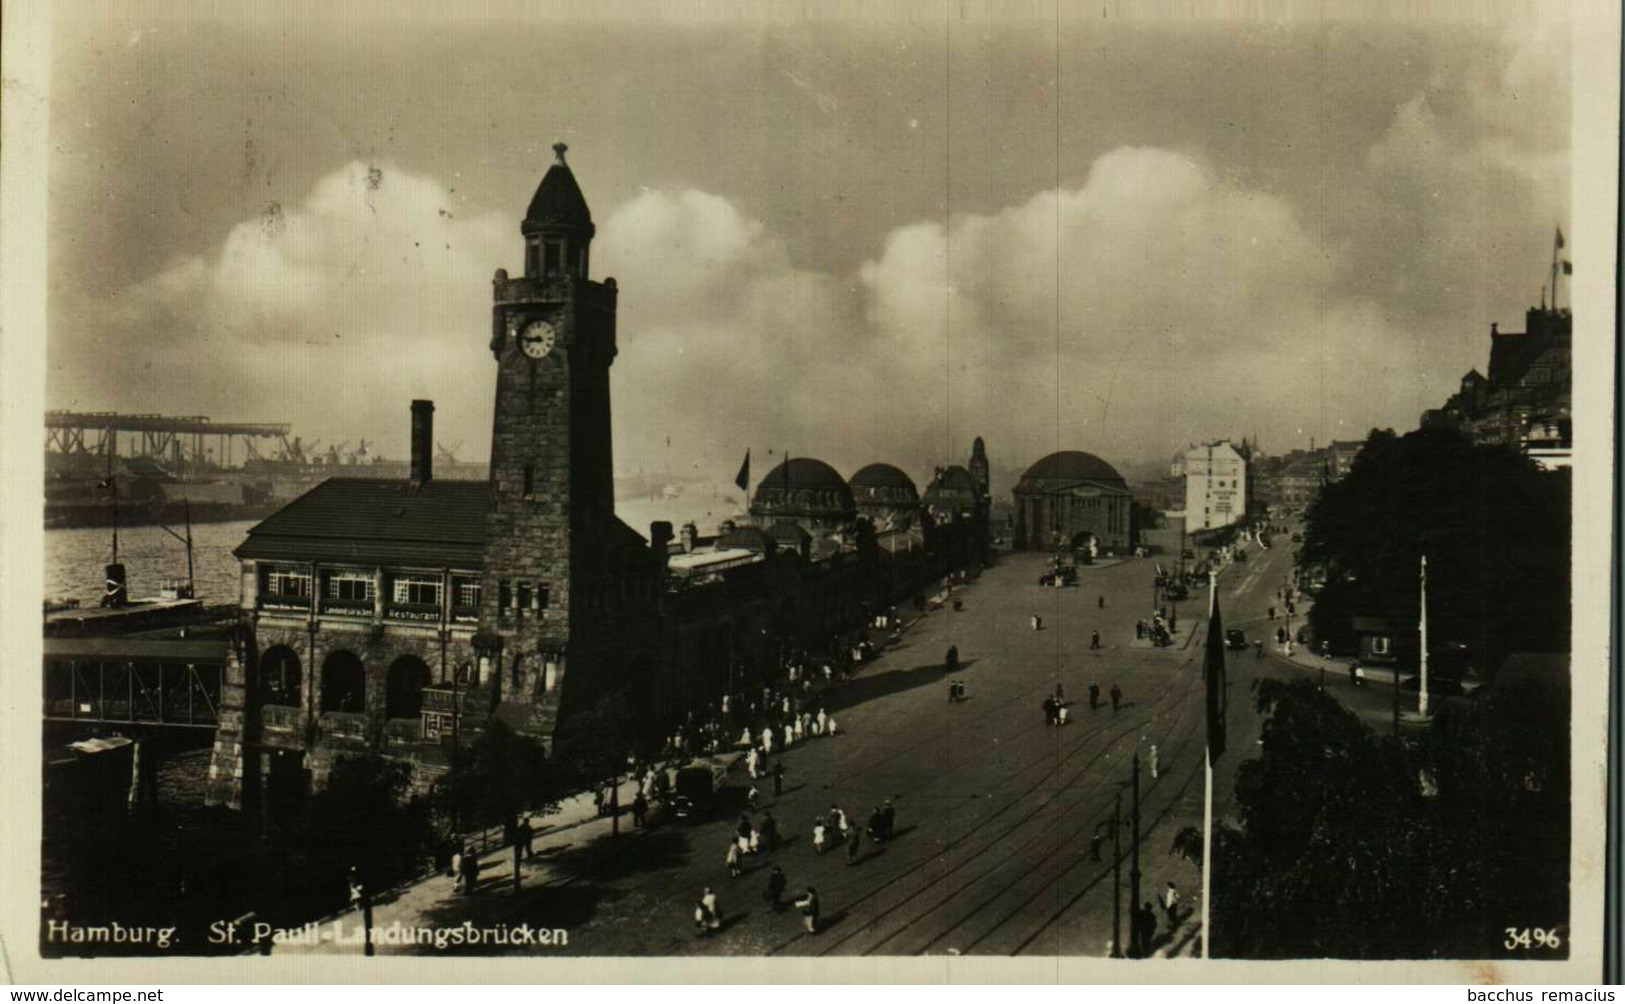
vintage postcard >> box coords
[1,0,1616,984]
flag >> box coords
[733,450,750,492]
[1562,260,1573,275]
[1204,584,1228,763]
[1555,227,1565,249]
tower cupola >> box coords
[522,142,596,279]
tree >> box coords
[1212,678,1478,958]
[438,719,559,835]
[1301,427,1569,672]
[551,687,639,836]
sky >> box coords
[45,4,1572,491]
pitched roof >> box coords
[525,162,593,229]
[236,478,491,568]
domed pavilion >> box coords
[1012,450,1137,552]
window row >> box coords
[260,566,482,614]
[258,646,434,723]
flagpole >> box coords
[1201,570,1216,960]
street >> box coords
[281,521,1404,959]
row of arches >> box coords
[258,646,431,720]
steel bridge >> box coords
[45,410,293,467]
[43,637,228,731]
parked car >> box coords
[1225,629,1248,651]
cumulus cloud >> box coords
[72,145,1484,500]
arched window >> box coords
[386,655,432,720]
[260,645,302,707]
[321,651,366,714]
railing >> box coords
[382,717,423,747]
[319,711,368,742]
[261,703,301,734]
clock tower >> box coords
[479,143,622,736]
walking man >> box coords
[772,760,786,797]
[760,810,780,850]
[1089,681,1101,710]
[1098,594,1105,609]
[1110,683,1122,712]
[944,645,959,675]
[1031,613,1043,631]
[764,865,788,912]
[632,792,648,829]
[1090,630,1101,651]
[517,815,535,859]
[1043,695,1056,726]
[1149,744,1160,780]
[881,799,896,841]
[846,820,862,865]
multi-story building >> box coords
[1183,441,1248,531]
[1010,450,1137,553]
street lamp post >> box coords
[1130,751,1143,958]
[1111,790,1123,958]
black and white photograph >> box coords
[1,0,1616,983]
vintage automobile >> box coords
[671,759,729,822]
[1225,628,1249,651]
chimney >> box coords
[650,521,673,568]
[410,400,434,485]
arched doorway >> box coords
[260,645,302,707]
[386,655,431,720]
[321,651,366,713]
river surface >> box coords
[43,488,748,608]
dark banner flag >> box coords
[1205,583,1228,762]
[734,449,750,492]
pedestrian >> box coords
[784,723,795,749]
[1090,630,1101,651]
[1321,639,1332,660]
[945,645,959,675]
[1136,620,1145,640]
[746,747,759,779]
[747,785,760,811]
[1276,626,1288,646]
[867,806,886,844]
[726,840,742,878]
[701,887,722,932]
[462,852,481,894]
[795,887,821,934]
[517,815,535,858]
[1136,900,1158,957]
[794,715,805,742]
[347,866,364,909]
[762,726,774,755]
[1089,682,1100,710]
[1268,605,1275,621]
[1149,744,1160,780]
[1043,695,1056,726]
[449,845,463,883]
[1161,881,1180,923]
[1031,613,1042,631]
[737,814,754,852]
[830,804,848,836]
[632,792,648,828]
[764,865,788,912]
[772,760,786,797]
[846,820,862,865]
[881,799,896,841]
[760,811,780,850]
[827,716,839,737]
[1089,825,1103,862]
[1057,704,1069,726]
[948,679,958,703]
[1099,595,1105,609]
[1110,683,1122,712]
[813,819,828,855]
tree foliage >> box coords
[1212,676,1568,959]
[1302,427,1569,669]
[437,719,559,832]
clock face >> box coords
[520,320,557,359]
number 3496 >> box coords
[1504,927,1563,950]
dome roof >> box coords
[850,463,919,494]
[1020,450,1125,485]
[922,465,981,511]
[750,457,856,518]
[524,147,594,231]
[756,457,848,493]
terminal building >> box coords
[1010,450,1136,553]
[206,148,989,809]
